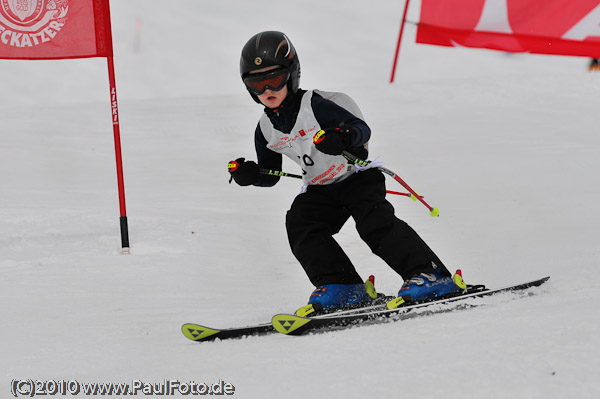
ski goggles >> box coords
[243,68,290,96]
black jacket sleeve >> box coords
[311,93,371,147]
[253,123,281,187]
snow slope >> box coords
[1,0,599,398]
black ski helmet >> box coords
[240,31,300,102]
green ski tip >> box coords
[181,323,220,341]
[272,314,311,335]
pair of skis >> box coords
[181,276,550,342]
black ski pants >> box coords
[286,168,447,287]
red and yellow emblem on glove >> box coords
[313,129,326,144]
[227,160,240,172]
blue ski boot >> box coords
[308,283,370,308]
[397,267,463,303]
[296,276,380,317]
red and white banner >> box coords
[0,0,113,59]
[416,0,600,58]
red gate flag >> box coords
[0,0,112,59]
[0,0,129,253]
[416,0,600,58]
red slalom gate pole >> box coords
[107,55,130,254]
[390,0,412,83]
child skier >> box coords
[229,31,461,310]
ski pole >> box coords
[386,190,423,200]
[260,168,303,179]
[342,151,440,217]
[259,168,415,198]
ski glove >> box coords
[228,157,260,186]
[313,124,357,156]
